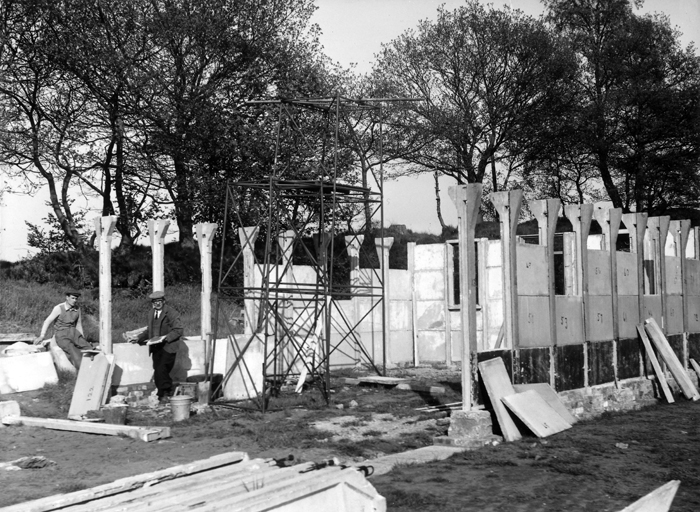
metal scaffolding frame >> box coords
[212,94,395,411]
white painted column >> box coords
[239,227,260,335]
[195,222,217,349]
[148,219,170,292]
[344,235,364,293]
[375,237,394,369]
[449,184,482,410]
[94,216,117,354]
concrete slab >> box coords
[0,351,58,394]
[357,445,464,477]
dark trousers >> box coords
[55,335,86,370]
[152,348,176,397]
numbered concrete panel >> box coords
[666,295,684,335]
[416,330,446,362]
[665,256,683,295]
[616,252,639,296]
[516,244,548,296]
[617,295,640,339]
[687,296,700,332]
[416,300,446,330]
[518,296,552,347]
[587,250,611,295]
[643,295,662,324]
[414,244,446,270]
[586,295,613,341]
[555,296,584,346]
[687,259,700,296]
[414,270,445,301]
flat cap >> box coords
[65,290,82,297]
[149,290,165,300]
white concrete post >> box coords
[345,235,364,292]
[449,184,482,410]
[239,227,260,335]
[375,237,394,369]
[94,216,117,354]
[195,222,217,366]
[277,230,296,366]
[148,219,170,292]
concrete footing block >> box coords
[447,410,494,440]
[0,400,21,427]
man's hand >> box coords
[33,336,44,346]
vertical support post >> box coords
[671,220,692,333]
[531,199,561,388]
[647,216,670,330]
[593,205,622,383]
[195,222,217,373]
[449,184,482,410]
[490,190,523,353]
[375,237,394,370]
[94,216,117,354]
[344,235,363,293]
[564,204,593,386]
[238,227,260,335]
[622,213,648,323]
[148,219,170,292]
[277,230,296,370]
[408,241,418,365]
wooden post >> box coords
[148,220,170,292]
[238,227,260,335]
[94,216,117,354]
[195,222,217,373]
[647,216,670,330]
[375,237,394,369]
[490,190,523,352]
[670,220,692,333]
[531,199,561,388]
[449,184,482,410]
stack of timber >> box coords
[0,452,386,512]
[640,318,700,402]
[478,357,574,441]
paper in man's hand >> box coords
[146,335,167,346]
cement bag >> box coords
[49,337,76,374]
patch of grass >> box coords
[362,429,384,437]
[33,369,77,415]
[341,418,369,428]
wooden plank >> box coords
[477,357,521,442]
[636,325,675,404]
[618,480,680,512]
[501,390,572,438]
[644,318,700,400]
[357,376,408,386]
[1,416,170,443]
[101,355,116,406]
[68,353,112,418]
[690,358,700,381]
[0,333,36,343]
[0,452,251,512]
[512,383,578,424]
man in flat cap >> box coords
[34,291,95,370]
[133,290,183,403]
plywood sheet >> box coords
[644,318,699,401]
[665,295,684,335]
[616,251,639,296]
[68,353,114,419]
[588,250,612,295]
[517,296,551,347]
[690,358,700,380]
[618,296,641,339]
[477,357,521,442]
[516,244,548,296]
[586,295,613,342]
[636,325,674,403]
[513,383,577,424]
[501,390,571,438]
[619,480,680,512]
[664,256,682,295]
[554,296,584,346]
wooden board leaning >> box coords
[636,325,675,404]
[477,357,522,442]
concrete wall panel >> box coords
[518,296,552,347]
[555,296,584,345]
[416,330,446,362]
[416,300,446,330]
[687,296,700,331]
[390,330,415,364]
[389,300,412,331]
[588,251,612,295]
[666,295,684,335]
[389,269,412,300]
[516,244,548,296]
[616,252,639,296]
[643,296,662,324]
[687,259,700,296]
[414,270,445,300]
[665,256,683,295]
[586,295,614,341]
[617,296,640,339]
[414,244,445,270]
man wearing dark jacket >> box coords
[135,290,183,403]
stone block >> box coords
[447,410,494,440]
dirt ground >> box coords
[1,367,700,511]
